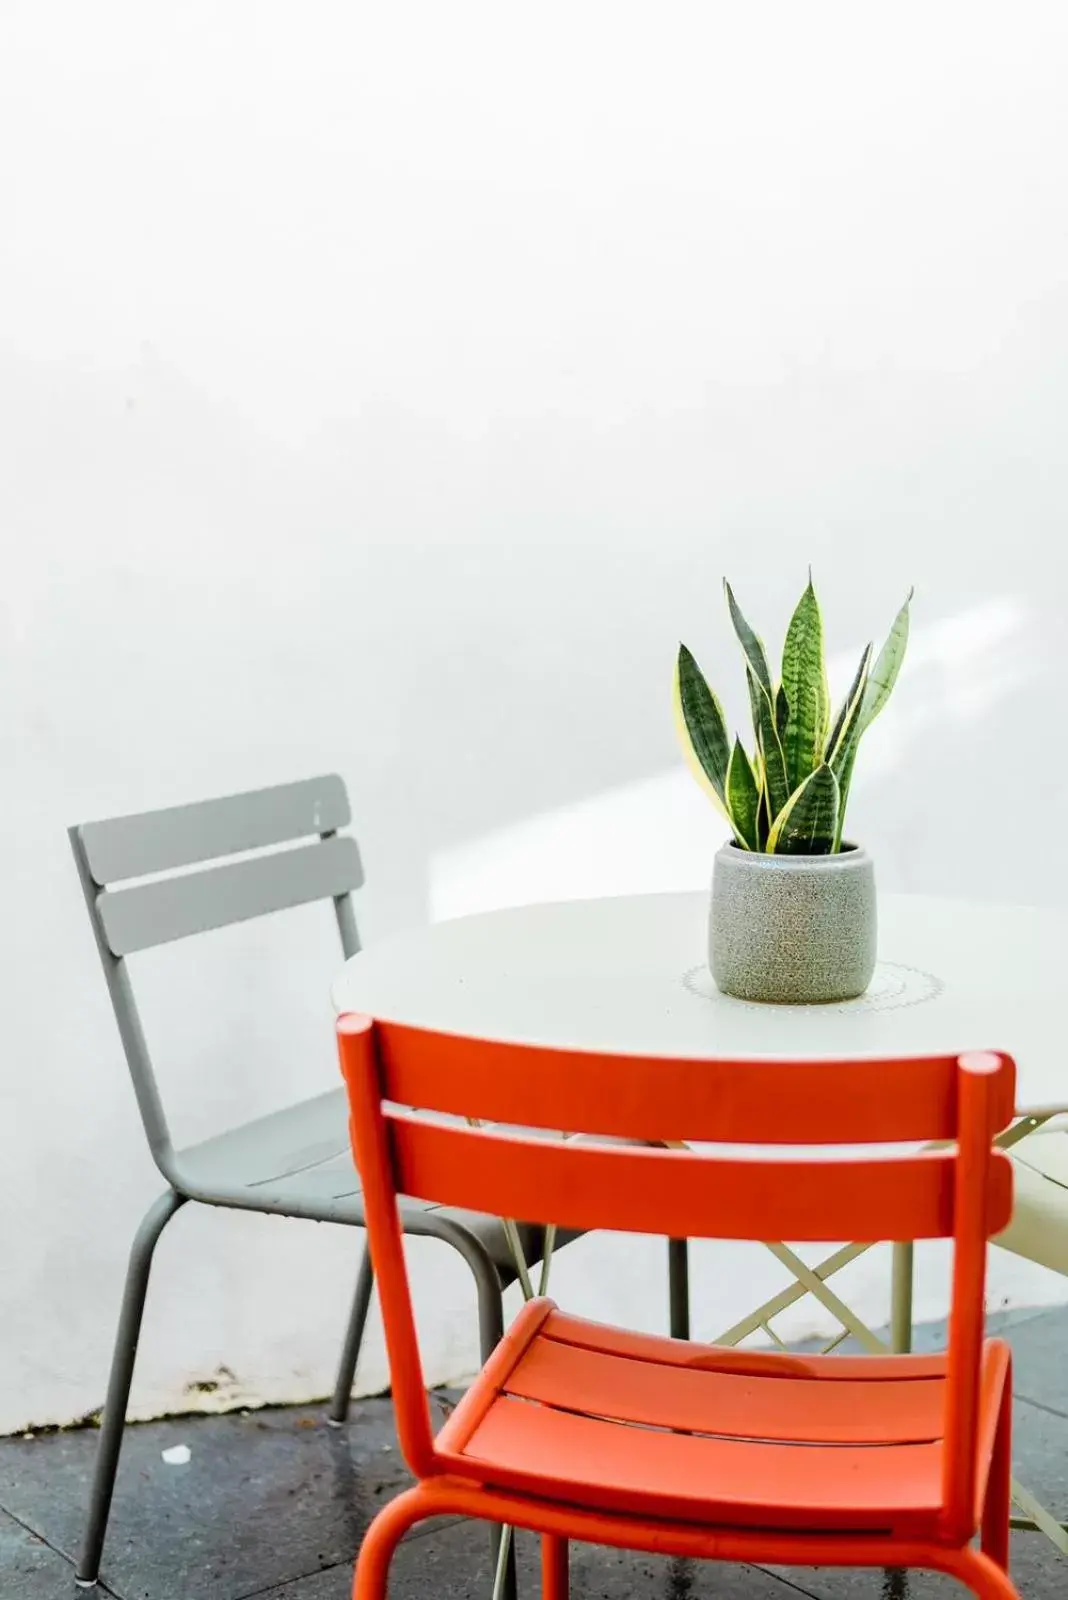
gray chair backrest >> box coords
[69,775,363,1174]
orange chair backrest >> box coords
[337,1015,1014,1530]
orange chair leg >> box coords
[352,1486,434,1600]
[956,1547,1022,1600]
[981,1382,1012,1572]
[541,1533,569,1600]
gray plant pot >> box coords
[710,841,877,1004]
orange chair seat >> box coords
[441,1306,1011,1536]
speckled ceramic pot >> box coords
[710,842,877,1004]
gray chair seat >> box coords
[174,1087,360,1218]
[175,1085,567,1280]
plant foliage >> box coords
[674,576,912,854]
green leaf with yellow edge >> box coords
[750,747,769,847]
[767,763,840,855]
[827,643,873,849]
[673,644,730,814]
[746,668,765,751]
[724,580,773,700]
[755,785,770,851]
[818,638,832,752]
[780,575,828,794]
[825,642,872,763]
[726,736,760,850]
[756,685,791,823]
[858,587,913,736]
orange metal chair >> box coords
[336,1016,1020,1600]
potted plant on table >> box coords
[674,575,912,1004]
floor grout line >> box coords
[749,1565,828,1600]
[227,1515,469,1600]
[401,1512,468,1542]
[0,1502,127,1599]
[231,1573,337,1600]
[1014,1391,1068,1423]
[231,1559,363,1600]
[231,1545,835,1600]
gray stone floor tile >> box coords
[2,1309,1066,1600]
[893,1304,1068,1419]
[261,1521,810,1600]
[1012,1395,1068,1522]
[0,1506,110,1600]
[998,1305,1068,1418]
[0,1401,411,1600]
[762,1528,1065,1599]
[790,1304,1057,1362]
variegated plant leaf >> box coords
[831,590,913,844]
[827,643,874,849]
[726,736,760,850]
[724,580,773,700]
[756,685,791,823]
[766,763,840,855]
[818,654,831,752]
[746,668,765,752]
[775,683,789,741]
[858,587,913,735]
[673,644,731,812]
[780,575,827,794]
[755,784,770,851]
[677,577,912,857]
[825,642,872,763]
[750,747,768,847]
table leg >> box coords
[886,1115,1051,1360]
[890,1241,914,1354]
[713,1242,873,1348]
[992,1113,1068,1547]
[764,1242,888,1354]
[668,1239,690,1340]
[1009,1479,1068,1552]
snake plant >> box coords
[674,575,912,854]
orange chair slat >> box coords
[454,1394,945,1530]
[337,1018,1019,1592]
[503,1334,947,1445]
[540,1311,952,1381]
[386,1113,1015,1242]
[435,1298,554,1457]
[376,1022,1015,1144]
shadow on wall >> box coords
[429,595,1038,920]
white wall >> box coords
[4,2,1068,1434]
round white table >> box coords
[334,889,1068,1549]
[333,890,1068,1114]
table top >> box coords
[332,891,1068,1113]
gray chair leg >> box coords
[329,1217,516,1598]
[76,1190,187,1588]
[327,1241,376,1426]
[427,1218,516,1600]
[477,1260,517,1600]
[668,1238,690,1340]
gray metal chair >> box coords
[68,773,691,1589]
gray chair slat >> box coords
[98,836,364,954]
[80,775,350,884]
